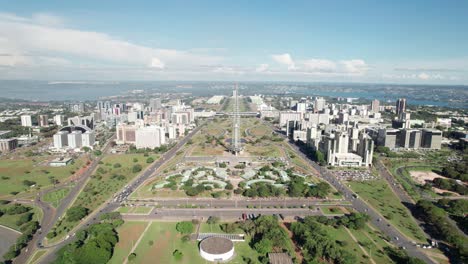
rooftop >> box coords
[199,236,233,255]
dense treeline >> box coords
[240,176,331,198]
[414,200,468,263]
[237,215,294,263]
[440,154,468,182]
[290,216,357,264]
[432,177,468,195]
[52,216,123,264]
[313,213,371,230]
[0,203,40,263]
[437,199,468,234]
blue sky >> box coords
[1,0,467,84]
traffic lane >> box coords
[122,208,322,220]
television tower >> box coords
[231,84,242,155]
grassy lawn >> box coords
[0,203,42,231]
[0,155,87,198]
[108,221,149,264]
[244,144,282,157]
[117,206,152,214]
[348,180,427,243]
[126,221,260,264]
[325,226,370,264]
[348,226,394,264]
[43,186,72,208]
[321,206,345,215]
[27,249,47,264]
[46,154,155,243]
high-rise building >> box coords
[371,99,380,113]
[38,115,49,127]
[53,131,69,148]
[0,139,18,152]
[149,98,162,111]
[69,103,85,113]
[81,131,95,147]
[421,129,442,149]
[21,115,32,127]
[135,126,166,149]
[67,131,82,148]
[53,115,64,126]
[314,97,326,112]
[116,123,137,144]
[396,98,407,120]
[296,102,307,113]
[357,133,374,166]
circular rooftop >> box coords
[199,237,234,261]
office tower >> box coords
[21,115,32,127]
[421,129,442,149]
[67,131,83,148]
[371,99,380,113]
[135,126,166,149]
[314,97,326,112]
[38,115,49,127]
[149,98,162,111]
[69,103,85,113]
[53,131,69,148]
[81,131,95,147]
[296,102,307,113]
[0,139,18,152]
[116,123,137,144]
[54,115,64,126]
[396,98,407,120]
[357,133,374,166]
[338,112,349,124]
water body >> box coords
[0,80,466,108]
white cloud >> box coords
[272,53,295,70]
[418,72,430,80]
[269,53,368,76]
[303,59,336,72]
[255,63,269,72]
[0,13,222,71]
[149,57,165,69]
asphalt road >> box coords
[122,208,323,221]
[36,121,206,264]
[127,198,351,208]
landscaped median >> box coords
[347,179,427,243]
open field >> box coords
[321,206,346,215]
[119,221,260,264]
[46,153,156,244]
[348,180,427,243]
[108,221,149,264]
[222,97,250,112]
[0,155,88,198]
[43,186,72,208]
[409,170,458,195]
[0,203,42,231]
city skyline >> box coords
[1,0,468,84]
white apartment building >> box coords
[21,115,32,127]
[54,115,64,126]
[135,126,166,149]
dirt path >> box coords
[344,227,376,264]
[122,221,151,264]
[279,222,303,263]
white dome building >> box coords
[199,237,234,262]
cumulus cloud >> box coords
[272,53,296,70]
[269,53,368,76]
[0,13,222,70]
[255,63,269,72]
